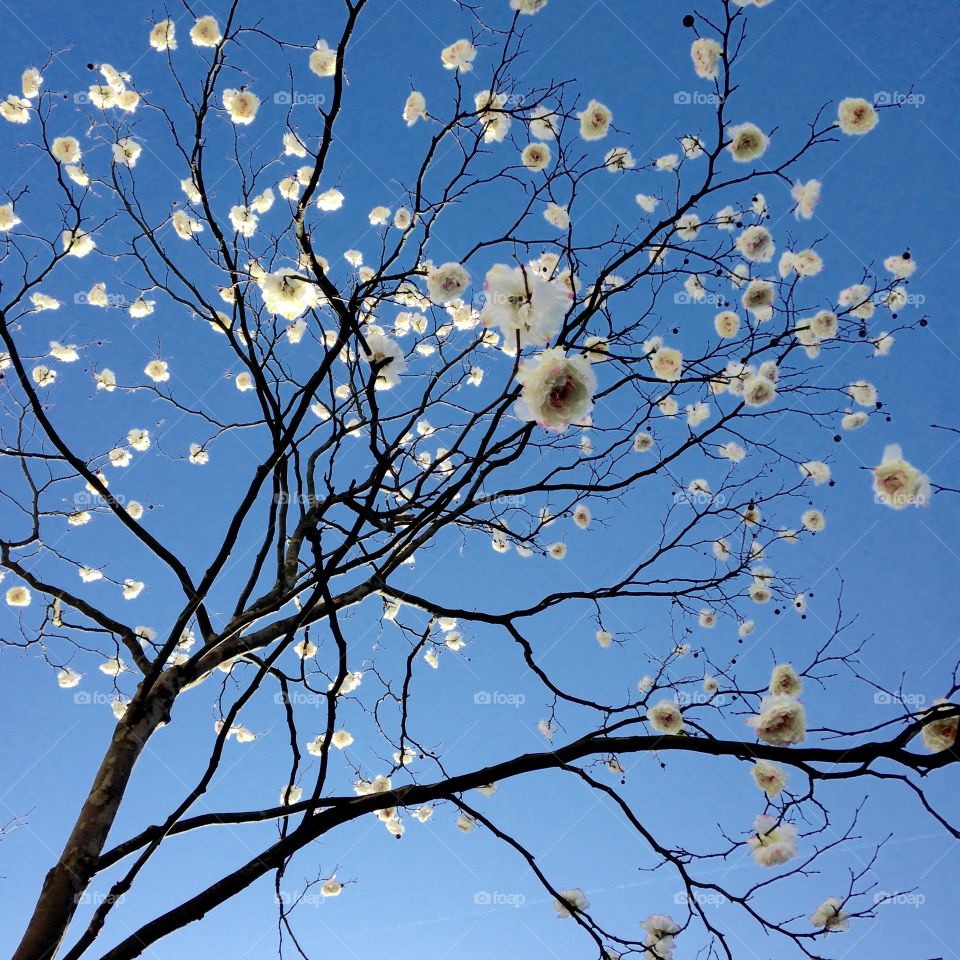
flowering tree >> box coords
[1,2,956,959]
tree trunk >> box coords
[12,688,171,960]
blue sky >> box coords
[1,1,959,958]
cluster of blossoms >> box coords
[747,666,806,745]
[748,813,798,867]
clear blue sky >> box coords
[1,2,958,959]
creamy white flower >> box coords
[544,202,570,229]
[482,264,569,349]
[361,331,407,390]
[791,179,821,220]
[741,279,774,321]
[6,586,31,607]
[801,508,825,532]
[150,19,177,51]
[752,760,787,797]
[736,225,775,263]
[554,888,589,918]
[578,99,612,140]
[749,814,798,867]
[0,203,20,232]
[810,897,850,933]
[521,142,551,172]
[691,37,722,79]
[920,699,958,753]
[742,375,776,407]
[57,667,82,688]
[190,15,222,47]
[223,88,259,125]
[423,262,469,305]
[122,579,145,600]
[727,123,767,162]
[310,39,337,77]
[770,664,802,698]
[647,700,684,735]
[872,444,930,509]
[441,38,476,72]
[514,348,596,433]
[530,105,559,140]
[63,230,95,257]
[403,91,427,126]
[837,97,878,135]
[260,270,320,320]
[747,695,806,745]
[714,310,740,338]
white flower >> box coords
[122,579,145,600]
[361,331,407,390]
[112,138,141,167]
[403,91,427,126]
[145,359,170,383]
[481,264,569,348]
[309,39,337,77]
[800,461,831,485]
[872,444,930,509]
[742,375,776,408]
[578,99,612,141]
[636,193,660,213]
[261,270,321,320]
[321,876,342,897]
[752,760,787,797]
[188,443,209,465]
[641,915,680,959]
[749,814,798,867]
[190,15,222,47]
[810,897,849,933]
[1,95,31,123]
[521,142,551,171]
[649,344,683,382]
[0,202,21,232]
[554,888,589,918]
[514,348,596,433]
[223,89,259,125]
[544,202,570,229]
[441,38,476,72]
[741,279,774,321]
[57,667,82,688]
[6,586,31,607]
[426,262,470,304]
[647,700,683,735]
[747,695,806,745]
[530,105,559,140]
[604,146,635,171]
[791,179,821,220]
[475,90,511,142]
[801,508,825,532]
[150,20,177,51]
[770,664,802,698]
[727,123,768,162]
[736,225,775,263]
[691,37,722,79]
[63,230,95,257]
[52,136,81,164]
[837,97,878,135]
[920,699,958,753]
[884,253,916,279]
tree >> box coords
[1,1,955,958]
